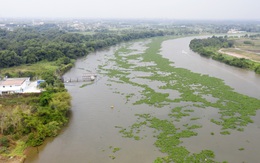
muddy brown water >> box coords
[25,36,260,163]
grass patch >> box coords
[8,141,27,157]
[0,61,58,79]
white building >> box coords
[227,29,246,34]
[0,78,30,95]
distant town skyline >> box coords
[0,0,260,20]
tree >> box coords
[0,50,22,68]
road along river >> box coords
[25,36,260,163]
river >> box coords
[25,36,260,163]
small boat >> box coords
[90,75,95,81]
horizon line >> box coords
[0,17,260,22]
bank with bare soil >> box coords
[189,35,260,74]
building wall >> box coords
[0,78,30,94]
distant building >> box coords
[227,29,246,34]
[32,21,45,26]
[0,78,30,95]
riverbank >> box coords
[25,35,260,163]
[0,27,185,162]
[0,57,74,162]
[0,91,71,163]
[0,156,24,163]
[189,36,260,74]
[4,35,259,163]
[219,48,260,63]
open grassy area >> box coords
[221,36,260,62]
[0,61,58,79]
[220,48,260,61]
[232,37,260,52]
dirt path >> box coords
[0,155,25,163]
[219,49,249,58]
[218,49,260,63]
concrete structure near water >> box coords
[0,78,41,95]
[63,73,97,83]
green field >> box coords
[0,61,58,79]
[221,36,260,62]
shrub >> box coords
[0,136,9,147]
[243,41,253,45]
[255,65,260,74]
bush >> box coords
[212,54,225,61]
[0,136,9,147]
[39,91,52,106]
[18,71,36,79]
[243,41,253,45]
[59,63,73,75]
[0,147,8,154]
[255,65,260,74]
[39,81,47,88]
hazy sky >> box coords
[0,0,259,20]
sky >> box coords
[0,0,259,20]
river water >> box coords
[25,36,260,163]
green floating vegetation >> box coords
[107,146,121,160]
[183,109,195,113]
[220,131,231,135]
[100,36,260,163]
[187,125,202,130]
[238,148,245,151]
[119,114,222,163]
[79,82,94,88]
[113,147,121,153]
[169,107,190,120]
[119,120,147,140]
[125,93,135,103]
[190,117,201,121]
[109,155,116,160]
[101,36,260,131]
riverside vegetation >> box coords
[1,23,260,162]
[0,25,199,161]
[98,36,260,162]
[189,35,260,73]
[0,81,71,161]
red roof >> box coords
[0,78,28,86]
